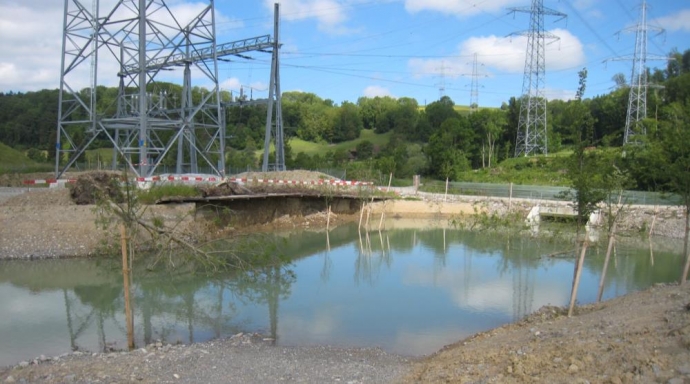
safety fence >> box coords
[428,181,682,206]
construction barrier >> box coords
[23,176,373,188]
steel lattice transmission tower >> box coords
[509,0,566,157]
[468,53,484,114]
[56,0,283,178]
[611,0,665,145]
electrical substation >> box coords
[55,0,285,179]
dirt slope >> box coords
[403,283,690,384]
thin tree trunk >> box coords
[597,227,616,302]
[680,207,690,284]
[568,240,588,317]
[598,193,623,302]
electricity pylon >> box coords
[468,53,485,114]
[56,0,283,178]
[509,0,566,157]
[610,0,666,145]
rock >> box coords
[568,364,579,373]
[668,378,684,384]
[4,376,15,383]
[155,341,163,348]
[63,374,76,382]
[18,361,29,368]
[678,365,690,375]
[173,374,180,379]
[608,377,622,384]
[39,354,48,361]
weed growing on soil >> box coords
[137,185,201,204]
[449,204,526,232]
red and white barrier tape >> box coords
[24,176,373,187]
[135,176,372,186]
[23,179,77,185]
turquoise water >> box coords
[0,221,684,367]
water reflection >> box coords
[0,222,685,366]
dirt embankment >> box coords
[403,282,690,384]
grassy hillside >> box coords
[0,142,42,172]
[85,148,114,164]
[455,152,573,186]
[289,129,393,156]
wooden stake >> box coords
[596,230,616,302]
[378,202,385,231]
[444,177,449,203]
[568,241,588,317]
[120,224,134,350]
[509,182,513,211]
[358,201,365,230]
[386,173,393,192]
[649,205,659,236]
[326,204,331,231]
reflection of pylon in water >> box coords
[63,289,98,351]
[512,256,535,321]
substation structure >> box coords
[56,0,285,178]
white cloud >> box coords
[221,77,243,91]
[402,266,569,317]
[363,85,393,98]
[408,28,585,78]
[404,0,521,17]
[543,87,576,101]
[0,1,240,92]
[651,9,690,32]
[266,0,355,34]
[572,0,595,11]
[0,2,63,91]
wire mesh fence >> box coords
[426,181,682,206]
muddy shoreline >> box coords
[1,185,686,260]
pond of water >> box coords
[0,220,684,367]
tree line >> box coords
[1,49,689,190]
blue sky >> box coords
[1,0,688,107]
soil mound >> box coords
[198,181,253,197]
[69,172,124,205]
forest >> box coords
[1,49,689,196]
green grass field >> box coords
[0,142,35,166]
[288,129,393,156]
[85,148,115,164]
